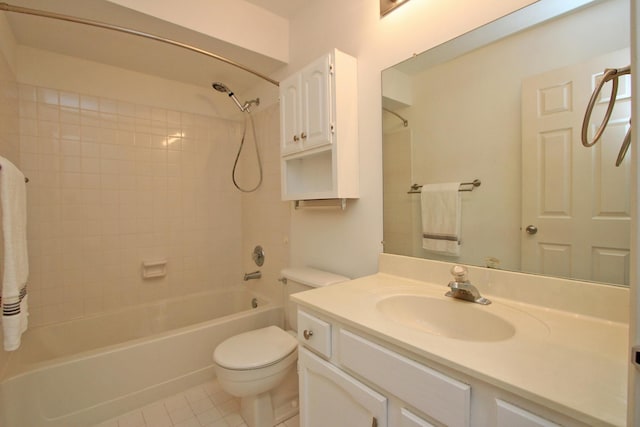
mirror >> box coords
[382,0,631,286]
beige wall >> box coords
[40,0,550,282]
[240,104,291,299]
[16,81,245,326]
[0,16,288,326]
[0,0,632,318]
[281,0,537,279]
[386,0,630,271]
[0,29,19,165]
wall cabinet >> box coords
[279,49,359,201]
[297,308,591,427]
[280,54,332,155]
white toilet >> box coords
[213,267,349,427]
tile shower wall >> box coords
[18,84,246,327]
[240,105,290,300]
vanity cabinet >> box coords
[279,49,359,201]
[496,400,560,427]
[298,348,388,427]
[297,308,591,427]
[297,309,469,427]
[339,329,470,427]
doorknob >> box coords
[525,225,538,235]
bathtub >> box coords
[0,286,283,427]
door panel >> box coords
[302,54,332,149]
[298,348,388,427]
[521,49,631,284]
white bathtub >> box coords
[0,287,282,427]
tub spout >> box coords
[244,270,262,281]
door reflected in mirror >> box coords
[382,0,631,286]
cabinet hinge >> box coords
[329,63,334,75]
[330,123,335,134]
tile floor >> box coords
[93,379,300,427]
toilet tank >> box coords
[281,267,349,331]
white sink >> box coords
[376,295,548,342]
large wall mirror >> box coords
[382,0,631,286]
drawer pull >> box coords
[303,329,314,340]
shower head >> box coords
[212,82,230,93]
[212,81,249,112]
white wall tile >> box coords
[11,84,257,325]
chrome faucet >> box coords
[243,270,262,281]
[445,265,491,305]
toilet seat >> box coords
[214,326,298,370]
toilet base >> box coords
[272,367,299,424]
[241,393,274,427]
[238,367,299,427]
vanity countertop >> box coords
[292,272,628,427]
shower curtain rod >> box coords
[382,107,408,127]
[0,2,280,87]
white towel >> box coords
[420,183,461,256]
[0,156,29,351]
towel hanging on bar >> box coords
[0,165,28,183]
[420,183,461,256]
[408,179,481,194]
[0,156,30,351]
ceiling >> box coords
[3,0,310,93]
[243,0,310,19]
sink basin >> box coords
[376,295,547,342]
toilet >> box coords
[213,267,349,427]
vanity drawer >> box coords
[496,400,561,427]
[339,329,470,427]
[401,408,436,427]
[297,310,332,358]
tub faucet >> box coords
[445,265,491,305]
[244,270,262,281]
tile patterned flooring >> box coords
[93,379,300,427]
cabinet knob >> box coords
[301,132,307,139]
[293,135,300,142]
[303,329,313,340]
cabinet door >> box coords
[301,54,333,150]
[299,348,387,427]
[280,72,302,155]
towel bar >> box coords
[408,179,481,194]
[0,165,29,183]
[294,198,347,210]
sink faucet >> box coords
[445,265,491,305]
[244,270,262,281]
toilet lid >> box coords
[213,326,298,370]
